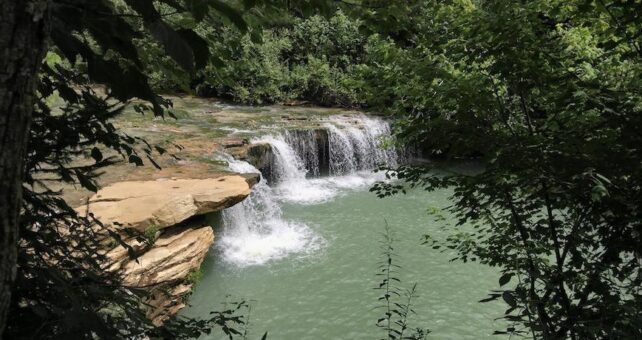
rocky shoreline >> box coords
[64,96,383,324]
[76,175,258,325]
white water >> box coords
[328,115,398,172]
[217,155,324,267]
[218,115,399,267]
[254,134,337,204]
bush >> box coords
[192,10,367,107]
[290,56,360,106]
[198,29,292,104]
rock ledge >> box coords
[77,175,255,325]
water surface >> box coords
[183,184,506,339]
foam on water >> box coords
[253,115,398,204]
[218,114,399,266]
[217,155,324,267]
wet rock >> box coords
[315,128,330,177]
[240,172,261,187]
[229,142,275,183]
[284,129,329,177]
[221,138,248,148]
[246,143,274,182]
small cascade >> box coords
[218,114,400,266]
[326,115,398,173]
[217,155,323,267]
[256,135,309,184]
[324,123,357,175]
[250,115,399,204]
[253,135,337,204]
[265,114,399,179]
[283,130,321,177]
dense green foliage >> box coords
[188,8,642,336]
[370,0,642,338]
[150,10,368,106]
[6,0,332,338]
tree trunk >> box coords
[0,0,49,335]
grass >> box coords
[186,267,204,285]
[144,225,160,245]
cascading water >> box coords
[283,130,321,177]
[253,134,337,204]
[217,155,324,267]
[324,123,357,175]
[187,114,504,340]
[325,115,398,173]
[218,114,400,266]
[250,115,399,205]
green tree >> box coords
[0,0,331,337]
[185,9,367,106]
[369,0,642,338]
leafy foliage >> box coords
[370,0,642,338]
[9,0,642,338]
[6,0,330,338]
[154,10,368,106]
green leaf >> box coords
[75,170,98,192]
[177,29,209,69]
[210,0,247,32]
[502,291,517,308]
[91,147,103,162]
[184,0,209,21]
[146,155,162,170]
[129,154,144,166]
[148,21,195,72]
[499,273,513,286]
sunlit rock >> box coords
[77,176,253,232]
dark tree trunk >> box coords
[0,0,49,335]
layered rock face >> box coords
[80,176,253,232]
[77,176,257,325]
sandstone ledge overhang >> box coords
[76,175,257,232]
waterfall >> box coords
[326,115,398,173]
[253,134,337,204]
[261,114,399,179]
[217,155,324,267]
[252,115,399,204]
[324,123,357,175]
[283,130,321,177]
[218,114,399,266]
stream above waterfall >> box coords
[181,114,505,339]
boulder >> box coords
[246,143,275,182]
[223,142,275,183]
[77,176,252,232]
